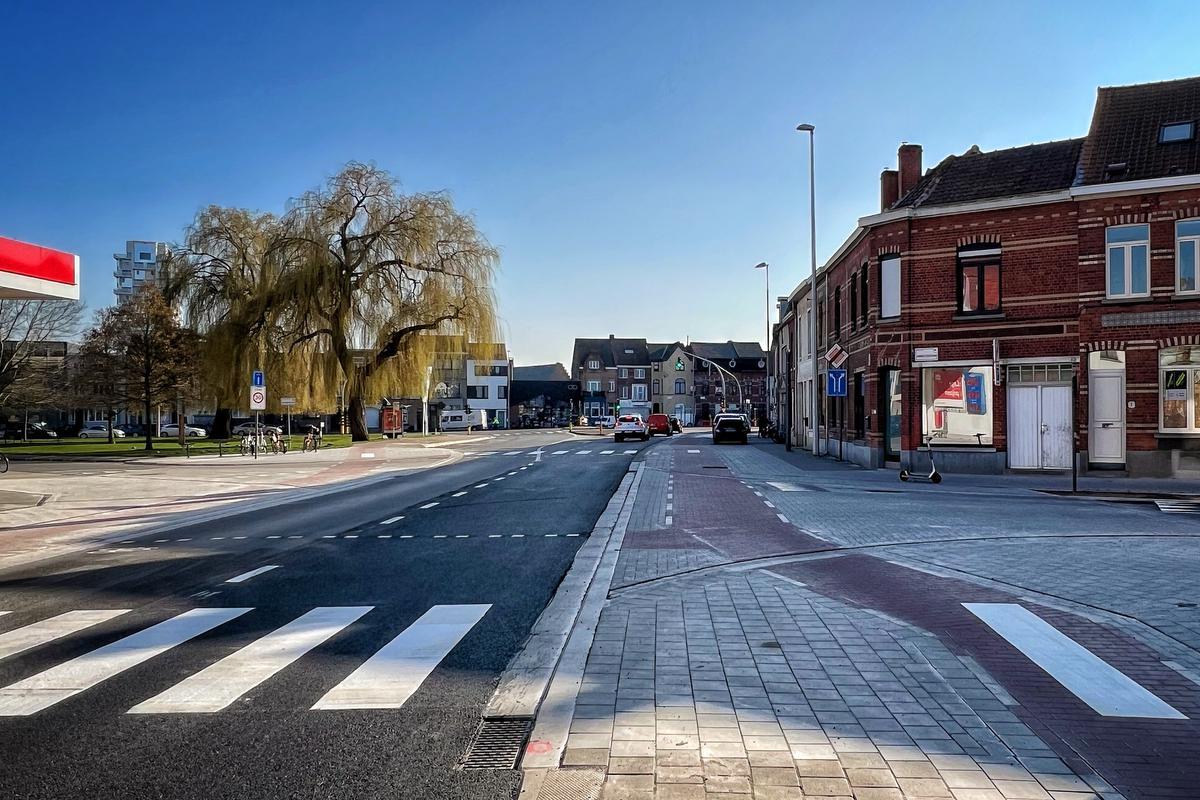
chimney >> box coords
[880,169,899,211]
[898,143,922,197]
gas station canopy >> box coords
[0,235,80,300]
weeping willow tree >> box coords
[169,163,499,441]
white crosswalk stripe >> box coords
[129,607,371,714]
[0,608,250,716]
[312,604,490,710]
[0,610,129,662]
[1155,499,1200,513]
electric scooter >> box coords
[899,436,942,484]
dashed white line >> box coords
[504,451,522,455]
[344,535,359,539]
[576,450,592,455]
[551,450,568,455]
[764,501,775,509]
[434,535,447,539]
[226,565,280,584]
[507,471,518,476]
[488,534,502,538]
[474,484,489,488]
[753,491,763,497]
[452,491,468,497]
[266,535,281,540]
[381,516,404,525]
[512,534,524,538]
[601,450,614,455]
[378,534,392,539]
[623,450,636,454]
[776,513,789,523]
[322,535,336,539]
[400,535,414,539]
[420,502,439,509]
[495,477,505,481]
[687,449,699,453]
[287,535,302,539]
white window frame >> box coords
[674,378,686,394]
[586,380,600,392]
[587,359,600,370]
[1159,347,1200,433]
[608,380,615,392]
[634,368,645,378]
[1106,224,1151,299]
[620,385,630,400]
[619,368,628,378]
[880,256,901,319]
[1176,219,1200,295]
[632,384,647,401]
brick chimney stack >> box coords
[880,169,899,211]
[898,143,923,198]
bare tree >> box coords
[0,299,85,409]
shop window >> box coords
[1160,346,1200,432]
[921,365,994,445]
[957,247,1001,314]
[1106,224,1150,298]
[1177,219,1200,294]
[880,255,901,318]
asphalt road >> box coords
[0,429,656,800]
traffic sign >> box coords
[251,370,265,388]
[826,368,848,398]
[280,396,296,407]
[824,344,848,368]
[250,387,267,411]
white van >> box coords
[439,409,487,431]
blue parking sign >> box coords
[827,368,847,397]
[252,370,265,387]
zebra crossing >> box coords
[0,603,490,716]
[1154,499,1200,513]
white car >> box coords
[231,421,283,436]
[161,424,206,438]
[79,423,124,438]
[614,414,649,442]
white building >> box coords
[113,240,167,303]
[466,347,511,428]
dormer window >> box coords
[1160,121,1195,144]
[1103,162,1128,181]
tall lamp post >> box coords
[754,261,769,429]
[797,123,819,455]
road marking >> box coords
[566,533,580,537]
[400,535,413,539]
[474,483,489,488]
[667,493,673,500]
[494,477,505,481]
[377,534,392,539]
[287,535,302,539]
[776,513,789,523]
[601,450,614,455]
[344,535,359,539]
[312,604,491,710]
[154,539,168,543]
[360,453,376,458]
[576,450,592,455]
[551,450,568,455]
[753,491,763,497]
[322,535,336,539]
[504,451,522,456]
[0,612,8,618]
[489,534,502,538]
[507,471,518,476]
[434,535,447,539]
[963,603,1187,719]
[452,491,468,497]
[233,536,247,540]
[455,535,469,538]
[687,449,700,454]
[512,534,524,538]
[763,500,775,508]
[211,537,225,541]
[0,608,250,716]
[226,566,280,584]
[177,538,191,542]
[623,450,636,454]
[545,534,558,537]
[130,607,372,714]
[267,535,282,540]
[381,516,404,525]
[420,502,439,509]
[519,466,527,471]
[0,610,129,662]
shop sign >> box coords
[913,346,939,362]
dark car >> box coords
[668,415,683,433]
[5,422,58,440]
[646,413,672,437]
[712,413,749,445]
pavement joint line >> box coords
[516,462,642,771]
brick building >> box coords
[775,76,1200,478]
[571,336,652,419]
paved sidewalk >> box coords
[521,435,1200,800]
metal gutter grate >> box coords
[461,717,533,770]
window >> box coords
[849,275,858,332]
[859,269,868,326]
[1160,121,1195,143]
[632,384,647,401]
[880,256,901,318]
[634,368,645,379]
[608,380,615,392]
[1160,346,1200,432]
[466,385,488,399]
[1177,219,1200,294]
[921,366,994,445]
[587,359,600,370]
[817,299,826,346]
[833,286,842,338]
[587,380,600,392]
[1106,224,1150,298]
[853,372,866,439]
[957,247,1002,314]
[497,385,507,400]
[137,251,152,261]
[474,364,508,376]
[620,385,630,400]
[675,378,686,394]
[652,379,661,395]
[619,368,628,378]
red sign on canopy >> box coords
[0,235,79,300]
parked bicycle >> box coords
[302,426,323,452]
[0,451,9,474]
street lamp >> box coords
[755,261,769,430]
[797,122,818,455]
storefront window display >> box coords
[1160,346,1200,432]
[921,365,994,445]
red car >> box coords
[646,413,673,436]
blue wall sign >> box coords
[826,369,848,398]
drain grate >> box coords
[462,717,533,770]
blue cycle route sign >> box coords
[252,370,265,388]
[826,368,848,398]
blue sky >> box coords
[3,1,1198,365]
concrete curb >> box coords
[508,462,643,774]
[0,450,462,572]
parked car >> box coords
[600,415,616,429]
[712,413,749,445]
[231,421,283,436]
[5,422,59,440]
[77,422,120,439]
[668,415,683,433]
[116,423,145,437]
[646,413,672,437]
[160,423,207,438]
[614,414,649,443]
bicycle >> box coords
[239,434,252,456]
[303,431,322,452]
[0,451,8,474]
